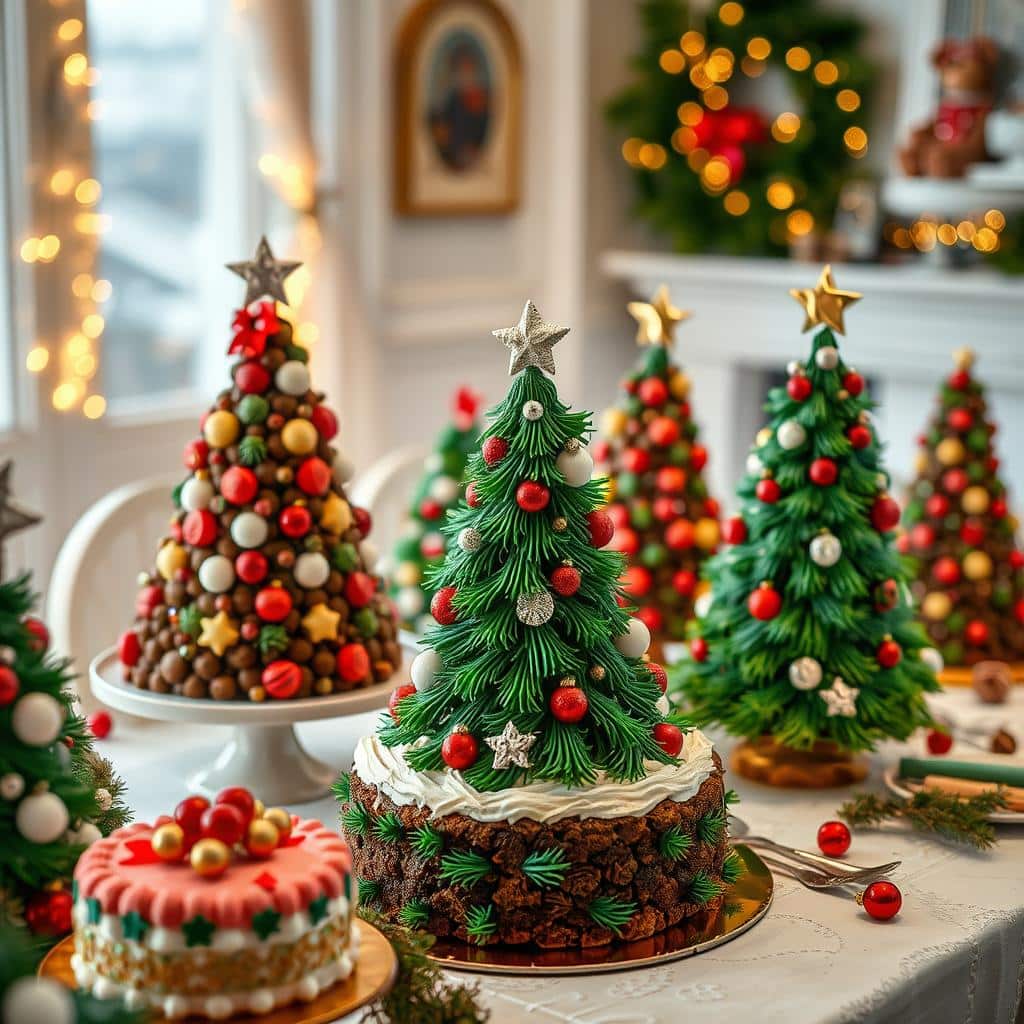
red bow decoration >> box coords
[229,301,279,358]
[120,838,164,866]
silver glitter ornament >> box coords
[522,401,544,421]
[776,419,806,450]
[809,532,842,567]
[457,527,482,552]
[815,345,839,370]
[516,590,554,626]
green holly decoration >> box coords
[308,894,329,925]
[182,914,216,947]
[177,604,202,638]
[121,910,149,942]
[257,624,289,658]
[331,542,359,573]
[354,608,379,638]
[251,907,281,940]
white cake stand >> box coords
[89,642,417,803]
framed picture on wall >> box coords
[394,0,521,216]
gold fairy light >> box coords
[718,3,744,26]
[836,89,860,112]
[621,137,644,167]
[785,46,811,71]
[766,181,795,210]
[746,37,771,60]
[680,31,705,57]
[843,126,868,157]
[723,190,749,216]
[659,49,685,74]
[26,347,49,373]
[813,60,839,85]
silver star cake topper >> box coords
[485,720,538,770]
[226,236,302,306]
[819,676,859,717]
[493,300,569,376]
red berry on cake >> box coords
[652,722,683,756]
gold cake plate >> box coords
[39,920,398,1023]
[430,843,772,975]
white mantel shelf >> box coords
[602,251,1024,387]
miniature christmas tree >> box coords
[119,238,401,700]
[594,286,719,651]
[0,464,130,944]
[674,268,939,785]
[901,349,1024,671]
[390,387,482,631]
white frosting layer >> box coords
[353,729,716,824]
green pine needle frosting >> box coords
[721,849,744,886]
[332,772,351,803]
[341,803,372,837]
[658,825,693,861]
[587,896,637,937]
[357,878,381,906]
[397,900,431,929]
[463,905,497,944]
[696,808,725,845]
[687,869,723,905]
[410,825,445,859]
[372,812,405,844]
[438,850,491,888]
[520,848,570,888]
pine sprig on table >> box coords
[838,789,1007,850]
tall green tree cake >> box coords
[340,302,737,949]
[674,268,939,787]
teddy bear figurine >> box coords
[899,37,1000,178]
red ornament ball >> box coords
[296,457,331,496]
[756,478,781,504]
[652,497,678,523]
[353,506,372,538]
[1011,550,1024,571]
[118,629,141,667]
[621,565,652,597]
[23,617,49,652]
[441,729,479,770]
[635,605,663,633]
[550,684,589,723]
[787,374,812,401]
[25,889,73,937]
[860,880,902,921]
[689,444,708,472]
[932,556,961,586]
[419,498,443,521]
[431,586,459,625]
[949,368,970,390]
[310,404,338,441]
[0,666,19,707]
[388,683,417,722]
[925,493,950,518]
[220,466,259,506]
[88,710,112,739]
[910,523,936,550]
[215,786,255,824]
[991,497,1008,519]
[465,480,481,508]
[877,639,902,668]
[748,583,782,621]
[702,496,720,519]
[690,636,709,662]
[175,795,211,840]
[672,569,697,597]
[942,468,968,495]
[657,467,687,493]
[279,504,312,538]
[201,802,246,846]
[638,377,669,407]
[136,584,164,619]
[345,572,377,609]
[843,371,865,396]
[817,820,851,857]
[809,457,838,486]
[262,659,302,699]
[587,510,615,548]
[960,519,985,546]
[647,662,668,693]
[516,480,551,513]
[847,424,871,450]
[482,436,509,467]
[235,550,268,585]
[653,722,683,756]
[722,516,747,544]
[183,438,209,470]
[665,518,695,551]
[648,417,680,447]
[183,509,218,547]
[948,407,973,432]
[871,495,900,532]
[965,619,989,646]
[622,447,651,474]
[551,565,582,597]
[337,643,370,683]
[255,586,293,623]
[926,728,954,755]
[235,360,271,395]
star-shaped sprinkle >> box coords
[302,603,341,643]
[484,720,538,770]
[320,493,352,535]
[819,676,859,717]
[493,301,569,377]
[308,894,329,925]
[226,236,302,307]
[627,285,690,348]
[0,461,40,582]
[121,910,149,942]
[182,914,216,947]
[86,897,101,924]
[789,265,861,335]
[251,907,281,940]
[197,610,240,656]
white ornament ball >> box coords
[694,592,713,618]
[809,532,842,567]
[411,649,442,692]
[180,476,214,511]
[359,540,379,570]
[776,419,806,450]
[294,552,330,589]
[614,617,651,658]
[11,693,63,747]
[95,787,112,811]
[198,554,235,594]
[275,360,311,396]
[556,445,594,487]
[230,511,268,549]
[429,475,460,506]
[786,360,802,376]
[15,791,70,844]
[789,656,823,691]
[516,591,555,627]
[745,453,763,475]
[333,453,355,485]
[815,346,839,370]
[396,587,424,620]
[457,527,482,552]
[74,822,102,846]
[920,647,945,674]
[522,400,544,421]
[656,694,670,717]
[2,977,75,1024]
[421,531,445,556]
[424,453,442,473]
[0,772,24,801]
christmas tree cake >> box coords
[900,348,1024,671]
[340,302,736,949]
[594,286,719,652]
[674,267,939,786]
[72,789,356,1019]
[390,387,482,631]
[118,239,401,700]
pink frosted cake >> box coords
[72,800,356,1020]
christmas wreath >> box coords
[606,0,876,256]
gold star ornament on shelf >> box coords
[226,236,302,307]
[789,264,861,335]
[493,301,569,376]
[627,285,690,347]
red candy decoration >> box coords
[876,638,902,668]
[183,439,209,470]
[871,495,900,532]
[262,660,302,699]
[638,377,668,406]
[516,480,551,513]
[816,820,851,857]
[809,458,838,486]
[419,498,443,521]
[847,424,871,449]
[926,728,954,755]
[653,497,678,522]
[622,447,651,474]
[337,643,370,683]
[551,565,582,597]
[748,582,782,620]
[842,371,864,396]
[1011,550,1024,571]
[689,444,708,471]
[235,550,268,584]
[279,505,312,538]
[673,569,697,596]
[255,586,293,623]
[756,478,781,504]
[722,516,746,544]
[465,481,481,508]
[653,722,683,756]
[0,666,20,706]
[353,507,372,538]
[657,467,687,493]
[136,584,164,619]
[345,572,377,609]
[310,405,338,441]
[201,802,246,846]
[88,710,112,739]
[690,636,709,662]
[787,374,812,401]
[648,416,680,447]
[118,629,141,667]
[942,468,968,495]
[932,556,961,586]
[183,509,218,547]
[235,360,271,395]
[441,728,479,770]
[859,880,902,921]
[665,518,696,551]
[965,619,989,646]
[175,795,211,840]
[949,368,970,390]
[216,786,256,824]
[220,466,259,506]
[431,586,459,625]
[23,618,48,652]
[482,436,509,466]
[647,662,668,693]
[991,497,1008,519]
[388,683,417,722]
[948,407,973,432]
[587,510,614,548]
[550,684,589,723]
[296,457,331,496]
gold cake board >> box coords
[730,736,869,788]
[938,663,1024,687]
[39,921,397,1023]
[429,843,772,975]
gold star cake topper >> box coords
[789,265,861,335]
[627,284,690,347]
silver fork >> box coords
[757,853,888,890]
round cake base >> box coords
[731,737,868,788]
[39,922,398,1024]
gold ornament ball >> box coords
[602,408,627,438]
[253,798,266,819]
[600,477,616,502]
[190,837,231,877]
[935,438,965,466]
[589,664,606,681]
[263,807,292,843]
[552,516,568,533]
[203,410,240,448]
[922,591,953,621]
[156,542,188,581]
[755,427,772,448]
[669,371,691,400]
[281,418,319,456]
[314,677,333,695]
[245,818,280,858]
[913,451,930,475]
[963,550,993,581]
[962,486,990,515]
[150,822,185,862]
[249,686,267,702]
[694,517,720,550]
[394,562,421,587]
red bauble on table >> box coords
[965,619,989,646]
[216,786,255,824]
[310,405,338,441]
[847,424,871,450]
[942,468,968,495]
[262,659,302,699]
[926,728,954,755]
[876,638,902,668]
[220,466,259,506]
[587,510,614,548]
[337,642,370,683]
[88,710,113,739]
[787,374,812,401]
[690,636,709,662]
[858,880,902,921]
[816,820,851,857]
[638,377,668,407]
[756,478,781,504]
[722,516,747,544]
[118,629,141,667]
[234,360,271,395]
[550,684,589,723]
[255,586,293,623]
[672,569,697,596]
[465,480,481,508]
[842,371,864,397]
[0,666,19,706]
[482,436,509,466]
[809,458,838,486]
[201,803,247,846]
[925,493,950,518]
[345,572,377,608]
[622,447,651,474]
[550,565,581,597]
[296,457,331,496]
[647,662,668,693]
[689,445,708,471]
[23,617,49,652]
[653,722,683,756]
[947,407,973,432]
[516,480,551,513]
[441,728,478,770]
[648,416,680,447]
[235,550,268,584]
[388,683,417,722]
[748,582,782,621]
[431,586,459,625]
[279,504,312,538]
[183,509,218,547]
[665,518,695,550]
[871,495,900,532]
[183,438,210,470]
[656,467,687,493]
[25,889,73,936]
[932,556,961,586]
[621,565,652,597]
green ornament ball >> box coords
[946,611,966,635]
[669,442,690,465]
[904,500,924,523]
[914,479,933,499]
[237,394,270,425]
[355,608,379,637]
[967,462,985,483]
[331,542,359,572]
[625,396,643,417]
[942,640,964,665]
[640,542,667,568]
[991,585,1012,610]
[927,429,943,447]
[943,514,961,533]
[631,502,653,530]
[691,478,708,500]
[966,427,988,453]
[617,472,639,499]
[684,421,698,440]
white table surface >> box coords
[90,689,1024,1024]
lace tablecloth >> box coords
[100,687,1024,1024]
